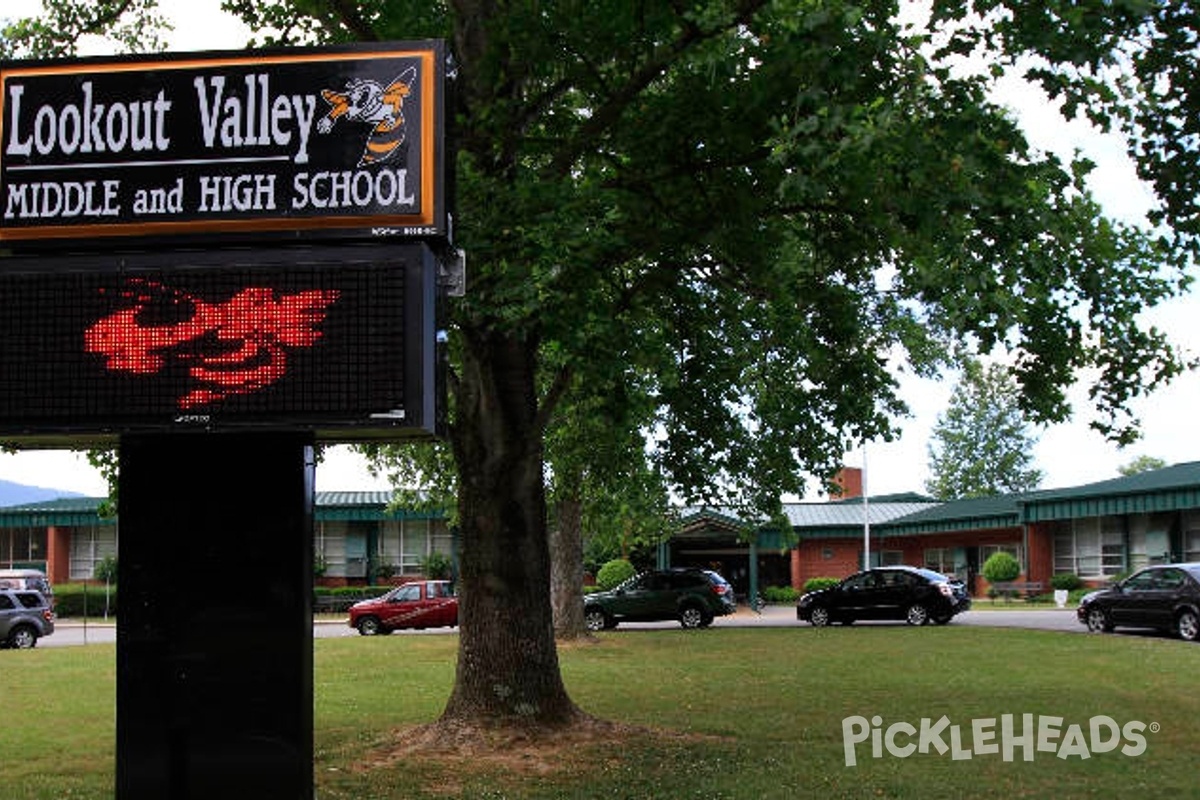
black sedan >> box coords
[797,566,971,627]
[1077,563,1200,641]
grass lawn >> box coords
[2,626,1197,799]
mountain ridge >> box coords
[0,479,86,507]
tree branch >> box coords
[549,0,769,177]
[325,0,379,41]
[84,1,135,36]
[534,363,574,437]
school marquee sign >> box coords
[0,43,448,443]
[0,42,446,244]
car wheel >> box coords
[584,608,609,632]
[356,616,383,636]
[808,606,831,627]
[1176,609,1200,641]
[905,604,929,626]
[8,625,37,649]
[679,605,707,629]
[1085,607,1113,633]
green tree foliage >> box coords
[14,0,1199,730]
[418,552,453,580]
[93,555,118,584]
[925,360,1044,499]
[0,0,167,57]
[1118,455,1168,477]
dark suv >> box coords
[0,588,55,649]
[584,568,737,630]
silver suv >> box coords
[0,588,55,649]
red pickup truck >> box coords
[348,580,458,635]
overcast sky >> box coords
[1,0,1196,498]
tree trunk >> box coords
[441,327,582,725]
[550,494,587,639]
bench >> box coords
[991,581,1044,601]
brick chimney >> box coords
[832,467,863,499]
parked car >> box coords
[1077,563,1200,640]
[0,569,53,598]
[583,567,737,630]
[348,580,458,635]
[797,566,971,627]
[0,588,55,649]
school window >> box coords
[68,527,118,580]
[1185,529,1200,563]
[376,518,452,574]
[924,548,956,575]
[0,527,48,569]
[400,519,428,572]
[979,544,1022,568]
[1053,518,1124,578]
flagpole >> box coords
[862,444,871,569]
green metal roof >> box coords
[878,494,1024,536]
[314,491,445,521]
[1021,461,1200,522]
[4,462,1200,533]
[0,491,446,527]
[0,497,114,527]
[680,501,942,541]
[675,463,1200,541]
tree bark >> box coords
[441,327,582,725]
[550,494,587,640]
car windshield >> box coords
[390,585,421,602]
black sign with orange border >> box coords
[0,42,445,247]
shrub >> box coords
[803,577,840,593]
[1051,573,1084,591]
[312,585,396,612]
[981,551,1021,584]
[314,585,394,600]
[762,585,800,604]
[52,584,118,618]
[370,561,397,582]
[595,558,636,590]
[419,552,453,579]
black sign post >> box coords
[117,432,315,800]
[0,42,448,800]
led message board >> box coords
[0,244,440,443]
[0,42,445,247]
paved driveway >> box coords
[739,604,1084,632]
[952,607,1082,633]
[39,604,1087,647]
[602,603,1087,632]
